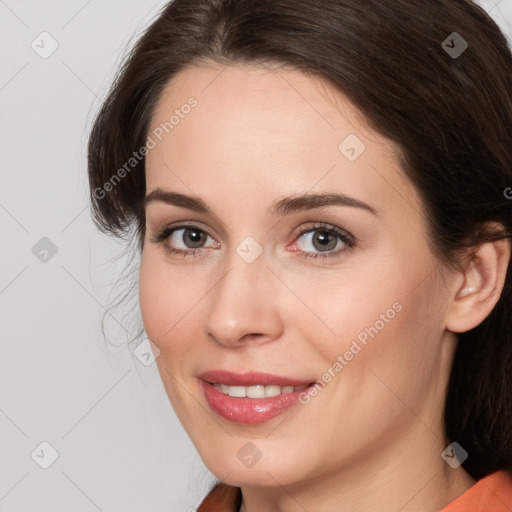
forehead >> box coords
[145,63,422,221]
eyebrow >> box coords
[144,188,379,217]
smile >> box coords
[198,370,316,424]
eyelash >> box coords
[150,222,356,260]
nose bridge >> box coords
[203,245,282,346]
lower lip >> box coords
[200,380,310,425]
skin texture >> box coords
[139,63,510,511]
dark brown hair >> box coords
[88,0,512,479]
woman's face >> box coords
[139,63,457,489]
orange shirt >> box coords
[197,470,512,511]
[440,470,512,512]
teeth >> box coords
[247,385,265,398]
[228,386,246,397]
[212,383,308,398]
[265,385,281,397]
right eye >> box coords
[151,224,220,257]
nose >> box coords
[203,251,283,348]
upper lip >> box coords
[198,370,313,387]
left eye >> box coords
[291,225,353,258]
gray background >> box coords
[1,1,511,511]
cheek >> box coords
[286,264,404,357]
[139,248,193,340]
[138,249,214,362]
[139,254,165,344]
[138,252,202,416]
[312,252,445,375]
[139,251,184,352]
[325,265,447,417]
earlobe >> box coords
[446,238,511,333]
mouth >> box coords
[198,370,317,424]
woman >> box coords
[88,0,512,510]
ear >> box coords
[445,237,510,333]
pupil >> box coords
[314,231,336,251]
[185,229,204,248]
